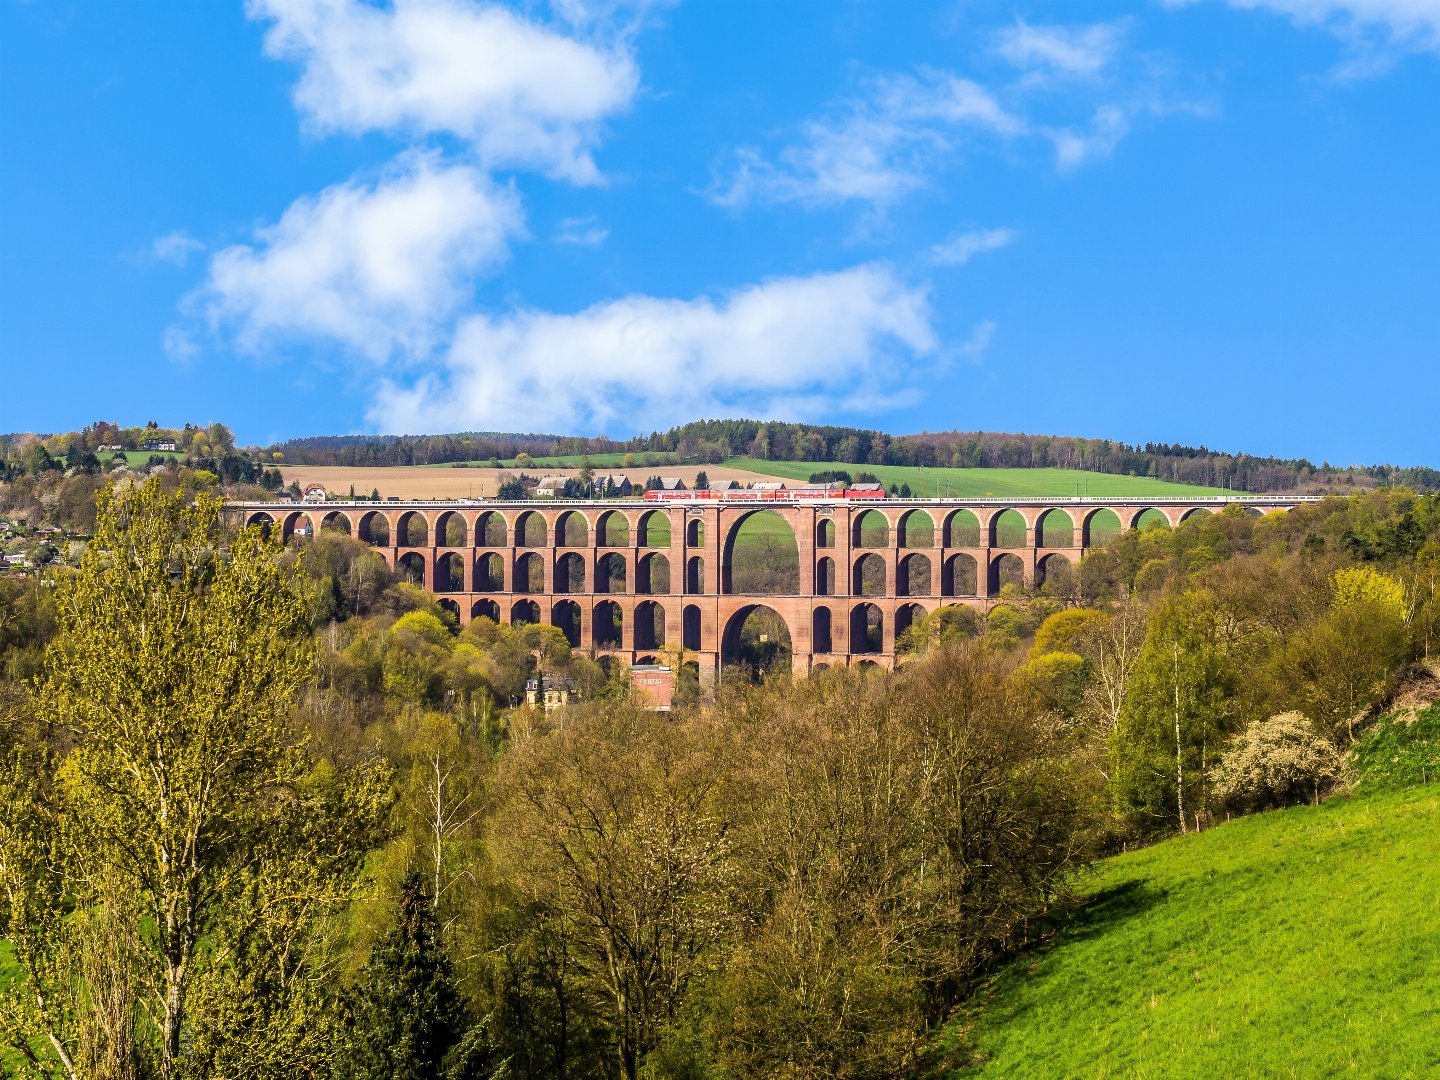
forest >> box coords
[0,468,1437,1078]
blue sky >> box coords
[2,0,1438,464]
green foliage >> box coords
[1348,702,1440,791]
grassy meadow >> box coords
[726,459,1235,499]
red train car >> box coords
[641,486,886,502]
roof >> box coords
[751,482,788,492]
[536,476,568,487]
[658,477,686,489]
[850,482,885,491]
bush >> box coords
[1212,712,1343,811]
[1347,703,1440,791]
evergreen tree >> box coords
[694,470,710,490]
[345,871,466,1080]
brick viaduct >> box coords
[234,496,1310,683]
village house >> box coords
[526,674,580,711]
[301,484,328,504]
[535,476,567,497]
[657,477,687,491]
[597,474,633,497]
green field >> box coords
[425,452,681,469]
[726,459,1234,498]
[934,764,1440,1075]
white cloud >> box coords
[554,214,610,246]
[710,69,1023,210]
[995,19,1126,78]
[929,227,1017,266]
[956,319,996,361]
[1050,105,1131,170]
[191,150,523,361]
[151,230,205,267]
[248,0,639,182]
[368,264,936,433]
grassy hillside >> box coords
[726,459,1234,499]
[934,725,1440,1078]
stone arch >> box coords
[723,509,799,595]
[1036,508,1074,548]
[638,510,671,547]
[1037,552,1075,595]
[1132,507,1170,531]
[556,510,589,547]
[812,607,833,652]
[471,598,500,624]
[942,553,979,597]
[281,511,313,543]
[849,603,883,654]
[815,556,836,596]
[476,511,507,547]
[515,552,545,593]
[816,517,835,549]
[635,600,666,649]
[555,552,587,594]
[721,604,794,679]
[853,553,886,597]
[687,518,705,548]
[898,509,934,548]
[990,509,1027,548]
[397,511,429,547]
[514,511,547,547]
[1084,508,1123,547]
[597,510,630,547]
[357,510,390,547]
[1181,507,1214,523]
[852,509,889,549]
[474,552,505,592]
[397,551,426,586]
[686,556,705,593]
[247,511,275,540]
[898,553,931,597]
[511,599,540,627]
[553,600,582,646]
[896,602,926,641]
[638,552,670,594]
[597,552,627,594]
[683,604,702,650]
[944,509,982,547]
[990,552,1026,593]
[438,597,461,625]
[435,511,467,547]
[435,551,466,593]
[593,600,623,648]
[320,510,352,536]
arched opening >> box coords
[476,511,507,547]
[942,553,979,597]
[898,510,934,548]
[397,552,426,586]
[471,598,500,624]
[812,607,833,652]
[515,553,545,593]
[816,518,835,549]
[1037,509,1074,548]
[1134,508,1170,532]
[638,553,670,594]
[321,511,352,536]
[438,598,460,626]
[635,601,666,649]
[815,556,836,596]
[593,601,623,649]
[597,552,628,594]
[686,518,704,548]
[553,600,582,646]
[896,603,925,642]
[639,510,671,547]
[945,509,981,547]
[686,556,705,593]
[723,510,799,595]
[357,511,390,547]
[474,553,505,592]
[990,553,1026,594]
[597,511,630,547]
[898,553,931,597]
[721,605,793,681]
[555,552,587,593]
[511,599,540,627]
[1038,553,1075,597]
[248,512,275,540]
[281,512,312,543]
[397,512,429,547]
[990,509,1027,548]
[435,552,466,592]
[853,553,886,597]
[849,603,883,654]
[1085,509,1123,547]
[683,605,702,650]
[852,510,889,549]
[435,511,467,547]
[556,511,589,547]
[1181,507,1214,524]
[515,511,547,547]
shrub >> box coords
[1212,712,1343,811]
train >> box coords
[641,485,887,502]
